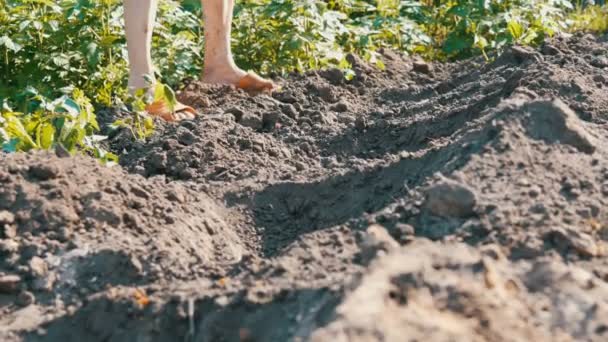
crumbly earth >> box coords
[2,33,608,341]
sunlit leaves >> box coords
[1,0,606,163]
[0,88,115,163]
[2,113,37,151]
[0,35,21,52]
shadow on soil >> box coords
[320,71,510,160]
[70,249,146,288]
[24,288,339,342]
[247,106,503,256]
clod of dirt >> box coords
[54,144,71,158]
[0,211,15,224]
[547,227,604,257]
[330,101,349,113]
[319,68,346,85]
[28,257,48,278]
[309,84,338,103]
[0,210,17,238]
[541,43,562,56]
[412,60,433,75]
[0,239,19,254]
[279,103,299,119]
[423,178,477,218]
[240,113,264,130]
[16,290,35,307]
[0,274,21,293]
[346,53,374,74]
[224,106,245,121]
[525,98,597,154]
[510,45,544,63]
[262,111,280,130]
[392,223,416,243]
[590,55,608,68]
[177,126,196,146]
[358,224,399,265]
[273,90,299,104]
[27,164,61,181]
[354,116,368,130]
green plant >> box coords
[230,1,431,73]
[414,0,578,60]
[569,2,608,32]
[1,88,118,163]
[111,77,177,141]
[0,0,200,160]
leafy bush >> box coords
[230,1,430,73]
[0,0,201,107]
[0,88,117,162]
[570,1,608,32]
[0,0,201,159]
[1,0,606,160]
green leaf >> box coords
[39,123,55,149]
[163,84,177,109]
[2,139,19,153]
[19,20,31,32]
[521,29,539,45]
[0,36,22,52]
[153,82,165,103]
[508,20,524,39]
[0,127,8,145]
[474,34,488,50]
[443,34,472,54]
[61,98,81,118]
[84,42,99,67]
[99,34,120,48]
[4,115,37,150]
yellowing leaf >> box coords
[508,20,524,39]
[4,115,37,149]
[40,123,55,149]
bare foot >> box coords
[145,101,198,122]
[202,66,275,94]
[235,72,276,94]
[201,65,247,85]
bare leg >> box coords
[124,0,197,121]
[124,0,157,92]
[200,0,244,84]
[201,0,274,91]
[124,0,274,102]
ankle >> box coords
[128,72,156,89]
[202,64,246,84]
[128,84,155,104]
[129,69,155,86]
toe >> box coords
[145,101,198,122]
[236,72,277,94]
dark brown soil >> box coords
[2,33,608,341]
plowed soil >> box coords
[2,33,608,341]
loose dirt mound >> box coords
[313,240,608,342]
[2,33,608,341]
[0,153,245,340]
